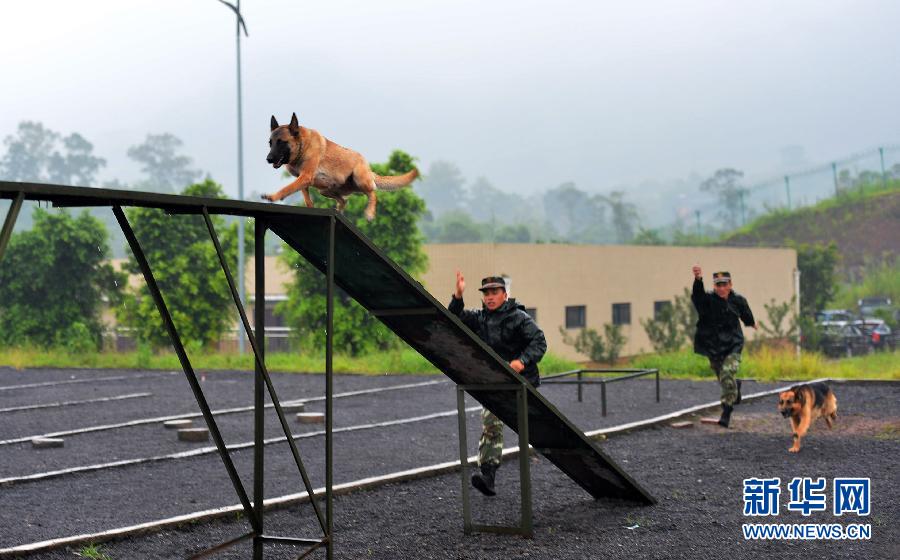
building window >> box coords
[565,305,585,328]
[525,308,538,322]
[653,300,672,320]
[612,303,631,325]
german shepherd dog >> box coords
[777,382,838,453]
[263,113,418,221]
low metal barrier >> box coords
[541,368,660,417]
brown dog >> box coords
[263,113,418,221]
[777,382,838,453]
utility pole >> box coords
[784,175,791,210]
[831,162,838,196]
[217,0,249,354]
[738,191,746,225]
[695,210,701,238]
[879,147,887,189]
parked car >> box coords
[858,296,893,319]
[854,318,896,352]
[819,323,872,358]
[815,309,855,325]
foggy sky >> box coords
[2,0,898,203]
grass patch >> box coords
[0,345,579,376]
[629,348,900,381]
[75,544,112,560]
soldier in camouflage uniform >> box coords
[448,272,547,496]
[691,266,756,428]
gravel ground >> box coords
[2,368,896,559]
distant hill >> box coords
[721,183,900,275]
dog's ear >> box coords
[270,115,279,131]
[289,113,300,135]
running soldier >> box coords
[691,266,756,427]
[449,272,547,496]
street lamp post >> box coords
[217,0,249,354]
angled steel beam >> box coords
[200,208,328,536]
[0,192,24,264]
[253,216,265,560]
[112,205,259,532]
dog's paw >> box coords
[261,194,275,202]
[788,446,800,453]
[364,211,375,222]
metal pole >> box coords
[739,191,746,225]
[600,382,607,417]
[0,192,24,264]
[832,162,838,196]
[577,370,583,403]
[517,385,532,537]
[235,0,247,354]
[456,388,472,534]
[201,209,327,535]
[784,176,791,211]
[655,369,660,403]
[880,147,887,189]
[325,216,335,560]
[695,210,701,238]
[253,217,264,560]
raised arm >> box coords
[447,270,480,331]
[691,265,707,312]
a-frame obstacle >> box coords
[0,181,655,558]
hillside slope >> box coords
[722,187,900,273]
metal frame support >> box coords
[456,384,532,538]
[0,192,24,264]
[113,206,259,531]
[542,368,660,417]
[194,208,332,559]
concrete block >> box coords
[178,428,210,442]
[32,437,65,449]
[282,402,305,413]
[164,419,194,430]
[296,412,325,424]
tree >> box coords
[672,288,699,346]
[543,182,610,242]
[416,160,467,217]
[794,242,839,316]
[598,190,640,243]
[0,121,106,186]
[559,324,627,364]
[640,303,683,353]
[699,168,748,227]
[0,208,123,349]
[756,297,799,345]
[117,179,248,349]
[127,133,202,194]
[632,227,666,245]
[426,210,486,242]
[277,150,428,355]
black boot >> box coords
[471,463,498,496]
[734,379,742,405]
[718,404,733,428]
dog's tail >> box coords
[375,168,419,191]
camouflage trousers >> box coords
[478,408,504,467]
[709,353,741,406]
